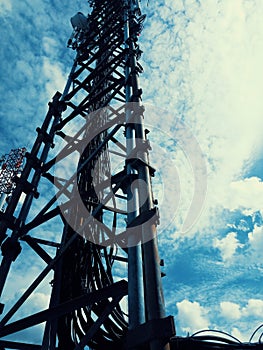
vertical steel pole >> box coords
[124,0,145,331]
[126,2,170,349]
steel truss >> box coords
[0,148,26,196]
[0,148,26,212]
[0,1,262,350]
[0,1,174,349]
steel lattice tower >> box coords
[0,1,175,349]
[0,148,26,212]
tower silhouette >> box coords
[1,1,261,350]
[0,1,174,349]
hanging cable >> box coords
[190,329,242,344]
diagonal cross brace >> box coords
[74,294,124,350]
[0,280,127,338]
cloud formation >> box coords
[213,232,243,262]
[176,299,210,333]
[248,225,263,253]
[220,301,242,320]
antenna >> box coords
[0,148,26,211]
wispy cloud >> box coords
[141,0,263,237]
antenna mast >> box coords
[0,1,174,349]
[0,148,26,211]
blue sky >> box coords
[1,0,263,345]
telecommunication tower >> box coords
[0,148,26,212]
[1,1,262,350]
[0,1,175,349]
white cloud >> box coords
[17,291,50,319]
[176,299,209,333]
[226,178,263,213]
[219,298,263,322]
[29,291,50,310]
[140,0,263,241]
[242,299,263,318]
[42,36,59,56]
[43,57,66,97]
[213,232,242,262]
[220,301,241,320]
[0,0,12,13]
[231,327,247,343]
[248,225,263,253]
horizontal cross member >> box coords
[0,280,127,338]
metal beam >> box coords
[0,177,129,328]
[0,280,127,337]
[74,295,124,349]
